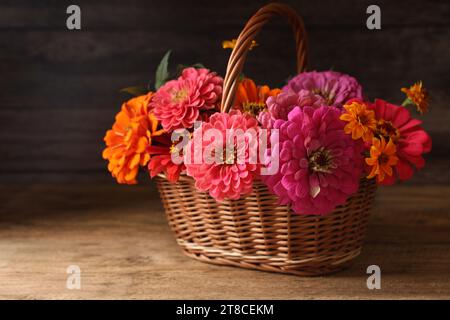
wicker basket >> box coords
[155,3,377,276]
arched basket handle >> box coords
[221,3,308,113]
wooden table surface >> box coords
[0,183,449,300]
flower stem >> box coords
[401,97,412,107]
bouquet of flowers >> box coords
[103,51,431,215]
[101,3,432,276]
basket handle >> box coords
[220,3,308,113]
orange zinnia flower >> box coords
[234,78,281,116]
[401,81,429,114]
[102,93,164,184]
[340,100,377,142]
[365,136,399,183]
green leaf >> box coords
[176,64,188,77]
[191,63,205,69]
[119,86,149,97]
[155,50,172,90]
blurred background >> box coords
[0,0,449,185]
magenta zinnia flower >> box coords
[184,111,261,201]
[283,71,363,108]
[151,67,223,131]
[262,106,363,215]
[257,90,324,128]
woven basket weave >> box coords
[156,3,377,276]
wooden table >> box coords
[0,183,449,299]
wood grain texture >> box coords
[0,184,449,299]
[0,0,449,183]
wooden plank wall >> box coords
[0,0,449,184]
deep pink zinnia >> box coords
[369,99,432,185]
[151,67,223,131]
[184,111,261,201]
[262,106,363,215]
[283,71,363,108]
[257,90,325,128]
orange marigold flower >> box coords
[222,39,258,50]
[234,78,281,116]
[365,136,399,183]
[340,100,377,142]
[401,81,429,114]
[102,93,164,184]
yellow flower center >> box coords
[206,145,239,165]
[172,88,189,103]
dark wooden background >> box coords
[1,0,449,184]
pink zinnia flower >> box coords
[184,111,261,201]
[283,71,363,108]
[262,106,363,215]
[151,67,223,131]
[257,90,324,128]
[369,99,432,185]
